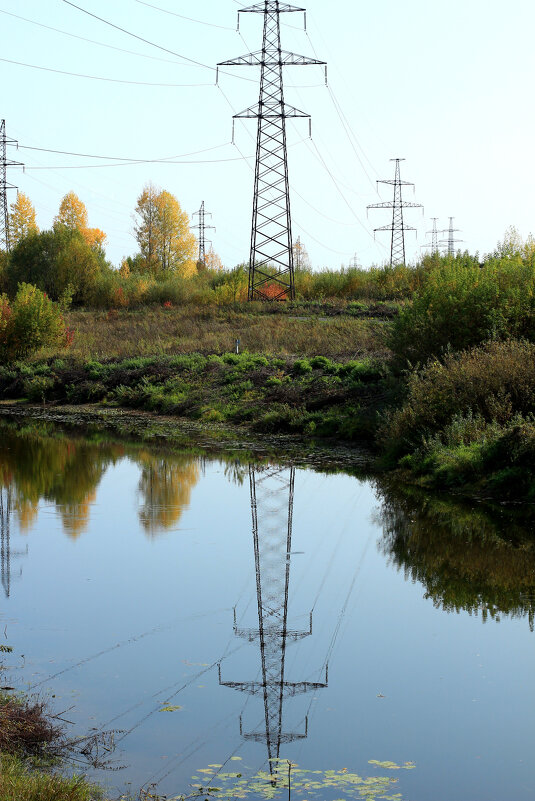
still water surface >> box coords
[1,417,535,800]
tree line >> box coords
[0,184,223,305]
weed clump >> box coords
[0,693,63,760]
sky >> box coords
[2,0,535,270]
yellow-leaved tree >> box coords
[9,192,39,246]
[54,191,107,250]
[134,183,197,276]
[202,247,224,272]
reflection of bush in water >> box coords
[0,424,124,537]
[376,481,535,629]
[136,452,200,536]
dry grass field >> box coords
[60,307,389,361]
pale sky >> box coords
[2,0,534,269]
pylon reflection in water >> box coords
[219,465,328,774]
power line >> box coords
[23,155,254,170]
[11,141,231,163]
[0,56,212,87]
[61,0,256,82]
[0,8,203,68]
[134,0,235,31]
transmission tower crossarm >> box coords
[218,51,324,68]
[368,200,422,210]
[234,102,310,119]
[374,224,417,233]
[239,2,306,13]
[376,179,415,187]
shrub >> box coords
[379,339,535,460]
[0,284,73,363]
[388,258,535,365]
[7,227,108,305]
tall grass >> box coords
[54,307,387,361]
[0,755,102,801]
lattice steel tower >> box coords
[218,3,326,301]
[440,216,463,256]
[192,201,215,267]
[219,465,327,776]
[421,217,439,254]
[0,120,23,253]
[367,158,422,267]
[1,488,27,599]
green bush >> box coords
[7,227,108,305]
[0,284,73,363]
[379,339,535,460]
[387,258,535,365]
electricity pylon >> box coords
[192,201,215,267]
[219,465,328,777]
[0,488,27,599]
[218,3,326,301]
[421,217,439,254]
[440,216,463,256]
[367,158,423,267]
[0,120,23,253]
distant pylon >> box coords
[218,2,326,301]
[349,252,360,269]
[367,158,423,267]
[421,217,439,253]
[192,201,216,266]
[440,216,463,256]
[0,120,24,253]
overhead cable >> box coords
[0,8,201,67]
[12,141,231,163]
[61,0,256,82]
[134,0,235,31]
[0,56,212,87]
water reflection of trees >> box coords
[376,480,535,629]
[0,423,201,539]
[136,453,200,536]
[0,429,120,537]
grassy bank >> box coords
[0,351,394,445]
[0,688,103,801]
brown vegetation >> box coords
[59,306,388,361]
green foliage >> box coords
[293,358,312,373]
[6,227,108,305]
[380,339,535,461]
[0,754,103,801]
[387,256,535,365]
[0,284,72,363]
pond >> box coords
[1,415,534,800]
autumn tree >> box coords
[202,247,223,272]
[293,238,311,272]
[134,184,197,276]
[133,183,159,272]
[54,191,106,251]
[9,192,39,246]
